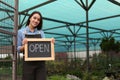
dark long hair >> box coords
[26,11,43,30]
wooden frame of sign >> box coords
[24,38,55,61]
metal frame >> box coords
[0,0,18,80]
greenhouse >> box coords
[0,0,120,80]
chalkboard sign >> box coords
[24,38,55,61]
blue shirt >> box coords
[17,26,45,53]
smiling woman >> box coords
[17,11,47,80]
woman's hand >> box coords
[51,38,55,44]
[22,38,28,45]
[20,38,28,52]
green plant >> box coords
[82,71,91,80]
[100,37,120,53]
[66,69,82,79]
[46,61,66,75]
[47,75,68,80]
[91,75,99,80]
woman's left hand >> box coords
[51,38,55,44]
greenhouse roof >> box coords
[0,0,120,52]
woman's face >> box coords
[29,13,40,28]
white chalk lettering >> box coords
[29,43,35,52]
[29,43,50,53]
[44,44,49,52]
[39,44,44,52]
[34,44,39,52]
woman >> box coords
[17,11,50,80]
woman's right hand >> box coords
[22,38,28,45]
[20,38,28,52]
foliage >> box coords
[47,75,68,80]
[46,58,83,78]
[66,68,82,79]
[46,52,120,79]
[4,55,12,60]
[1,49,120,80]
[91,53,107,70]
[0,67,12,74]
[17,60,23,75]
[0,62,12,68]
[46,61,67,76]
[0,55,12,68]
[65,59,83,78]
[82,71,92,80]
[100,37,120,52]
[91,75,99,80]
